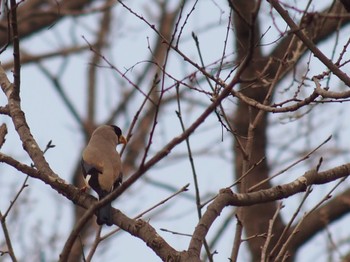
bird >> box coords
[81,125,127,226]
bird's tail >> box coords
[96,190,113,226]
[97,202,113,226]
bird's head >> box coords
[110,125,127,145]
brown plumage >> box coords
[81,125,127,226]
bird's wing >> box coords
[81,159,106,196]
[113,171,123,190]
[81,159,102,177]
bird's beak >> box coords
[119,135,127,145]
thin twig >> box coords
[275,175,348,260]
[268,0,350,86]
[249,135,332,192]
[100,183,190,241]
[59,188,122,262]
[269,186,313,258]
[0,123,7,148]
[119,75,158,157]
[4,176,29,218]
[230,214,243,262]
[175,0,198,47]
[160,228,192,237]
[10,0,21,98]
[273,187,313,261]
[86,226,102,262]
[0,211,18,262]
[175,84,212,261]
[261,202,284,262]
[82,36,156,106]
[0,176,28,262]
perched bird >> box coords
[81,125,127,226]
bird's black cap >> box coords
[110,125,122,137]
